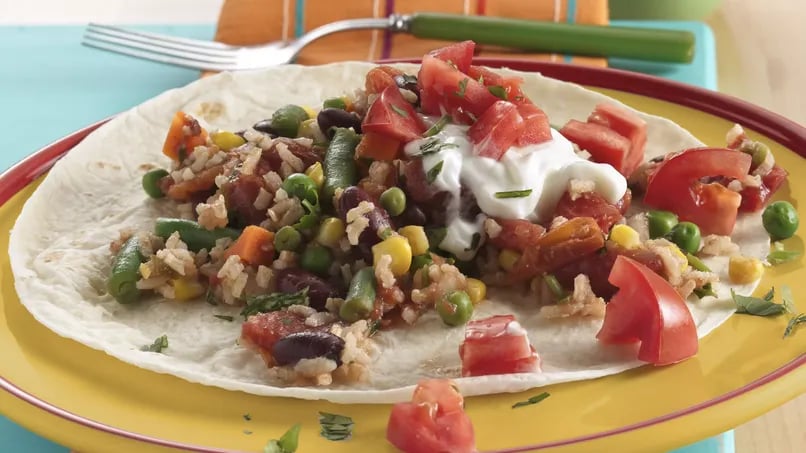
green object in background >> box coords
[610,0,723,20]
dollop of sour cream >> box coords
[404,123,627,260]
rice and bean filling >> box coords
[110,70,778,385]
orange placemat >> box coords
[214,0,609,66]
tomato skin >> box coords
[429,41,475,74]
[365,65,403,95]
[467,100,525,160]
[417,55,498,123]
[588,103,647,177]
[643,148,752,235]
[597,256,698,366]
[739,165,789,212]
[387,379,475,453]
[515,103,552,146]
[554,191,624,232]
[560,120,633,174]
[363,84,426,143]
[460,315,540,377]
[488,218,546,252]
[467,65,526,102]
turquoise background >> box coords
[0,22,728,453]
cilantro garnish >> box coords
[731,286,793,316]
[205,287,218,305]
[512,392,550,409]
[390,104,409,118]
[455,78,468,97]
[464,232,481,252]
[319,412,353,441]
[241,289,309,319]
[140,334,168,353]
[423,115,451,137]
[488,85,507,100]
[264,423,301,453]
[784,313,806,338]
[214,314,234,322]
[419,138,457,156]
[426,160,444,184]
[495,189,532,199]
[243,413,252,421]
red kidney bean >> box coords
[317,108,362,139]
[337,186,394,257]
[276,268,342,311]
[271,331,345,366]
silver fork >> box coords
[82,15,409,72]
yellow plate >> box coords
[1,62,804,453]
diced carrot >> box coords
[162,111,209,161]
[365,66,403,95]
[355,132,401,161]
[224,225,275,266]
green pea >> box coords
[281,173,318,204]
[749,142,770,168]
[379,187,407,217]
[142,168,169,198]
[274,226,302,252]
[323,97,347,110]
[271,104,309,138]
[300,244,332,276]
[436,290,474,327]
[647,210,679,239]
[762,201,799,240]
[667,221,701,254]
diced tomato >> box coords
[488,218,545,252]
[363,85,426,144]
[560,120,633,174]
[514,102,552,146]
[417,55,498,123]
[356,131,402,161]
[467,100,525,160]
[467,65,526,103]
[460,315,540,377]
[365,65,403,95]
[428,41,475,74]
[387,380,475,453]
[240,311,309,353]
[739,165,789,212]
[597,255,698,366]
[554,191,623,232]
[643,148,752,235]
[162,111,208,161]
[588,103,647,176]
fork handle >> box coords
[404,13,695,63]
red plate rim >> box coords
[1,60,804,453]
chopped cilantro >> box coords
[390,104,409,118]
[214,315,234,322]
[731,286,792,316]
[495,189,532,199]
[767,249,801,265]
[512,392,550,409]
[243,413,252,421]
[140,334,168,353]
[205,287,218,305]
[426,160,444,184]
[423,115,450,137]
[784,313,806,338]
[319,412,353,441]
[264,423,301,453]
[464,232,481,252]
[419,138,458,156]
[488,85,507,100]
[241,289,309,319]
[455,78,468,98]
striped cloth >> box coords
[214,0,608,66]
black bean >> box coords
[459,186,482,221]
[252,119,278,135]
[272,331,345,366]
[394,74,420,105]
[317,108,362,139]
[397,203,427,226]
[275,268,342,311]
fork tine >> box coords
[87,23,234,51]
[83,30,242,66]
[85,25,240,59]
[81,38,238,72]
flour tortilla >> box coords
[9,63,769,404]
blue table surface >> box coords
[0,22,728,453]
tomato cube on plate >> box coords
[467,65,526,102]
[417,55,498,123]
[362,84,426,143]
[587,103,647,177]
[560,119,632,174]
[428,40,475,74]
[516,102,553,146]
[459,315,540,377]
[365,65,404,95]
[467,100,525,160]
[739,164,789,212]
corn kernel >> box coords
[302,106,317,120]
[342,96,354,112]
[139,262,152,279]
[398,225,429,256]
[372,235,412,276]
[305,162,324,188]
[729,255,764,284]
[498,249,521,272]
[466,278,487,305]
[172,278,205,301]
[210,130,246,151]
[609,224,641,249]
[668,244,688,272]
[316,217,345,248]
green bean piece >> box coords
[142,169,169,198]
[762,201,799,240]
[300,244,333,276]
[323,97,347,110]
[436,290,474,326]
[274,226,302,252]
[410,253,434,273]
[281,173,318,205]
[339,267,377,322]
[646,210,679,239]
[322,128,360,202]
[379,187,407,217]
[108,236,145,304]
[270,104,309,138]
[686,253,711,272]
[667,221,701,254]
[543,274,568,299]
[154,218,241,252]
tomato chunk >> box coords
[597,256,698,366]
[428,41,475,74]
[739,164,789,212]
[240,311,309,353]
[355,131,401,161]
[488,218,546,252]
[417,55,498,124]
[365,65,403,95]
[560,120,632,174]
[467,100,525,160]
[467,65,526,102]
[588,103,647,176]
[514,102,552,146]
[460,315,540,377]
[643,148,752,235]
[554,191,624,232]
[363,84,426,143]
